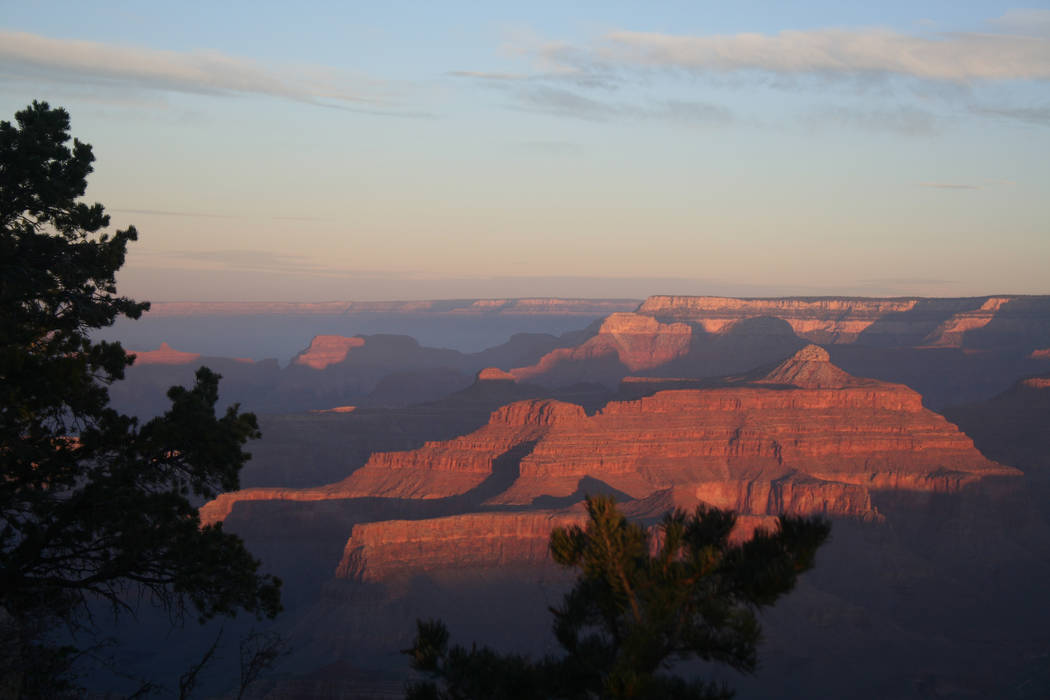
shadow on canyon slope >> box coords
[962,297,1050,351]
[530,475,633,509]
[854,297,987,348]
[253,474,1050,699]
[828,345,1045,410]
[238,378,613,489]
[651,316,807,381]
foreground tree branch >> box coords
[0,101,281,694]
[406,495,830,699]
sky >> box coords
[2,1,1048,301]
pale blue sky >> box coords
[2,1,1048,300]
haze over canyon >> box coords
[90,293,1050,698]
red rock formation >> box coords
[636,295,1050,348]
[329,399,586,500]
[510,312,691,381]
[920,296,1013,347]
[638,296,917,340]
[203,346,1015,528]
[199,398,588,524]
[334,487,820,583]
[336,511,587,582]
[129,342,202,365]
[757,344,859,388]
[293,335,366,370]
[476,367,516,382]
[335,494,789,583]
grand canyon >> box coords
[6,10,1049,695]
[93,294,1050,697]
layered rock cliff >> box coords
[330,399,586,500]
[129,342,203,365]
[204,346,1015,533]
[496,374,1007,506]
[509,312,692,384]
[506,295,1050,400]
[292,335,366,370]
[336,511,587,582]
[198,398,587,524]
[636,295,1050,349]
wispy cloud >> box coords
[111,208,237,219]
[592,26,1050,83]
[512,86,733,125]
[517,140,587,157]
[448,70,532,81]
[916,178,1016,190]
[149,249,397,277]
[970,103,1050,126]
[861,276,958,285]
[111,208,330,221]
[808,105,937,134]
[918,182,981,190]
[0,30,423,115]
[987,9,1050,37]
[453,13,1049,130]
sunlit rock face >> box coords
[203,346,1017,586]
[476,367,516,382]
[292,335,367,370]
[336,492,783,584]
[493,346,1011,507]
[497,296,1050,396]
[336,511,588,582]
[636,295,1050,349]
[509,312,692,382]
[129,342,202,365]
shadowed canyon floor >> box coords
[89,296,1050,698]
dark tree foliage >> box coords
[0,102,281,690]
[406,496,830,699]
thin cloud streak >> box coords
[808,105,938,134]
[111,208,238,219]
[987,9,1050,37]
[512,86,733,125]
[448,70,532,81]
[112,208,331,221]
[971,104,1050,126]
[0,31,412,112]
[147,249,407,278]
[918,182,981,190]
[455,14,1049,131]
[595,27,1050,82]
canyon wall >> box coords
[204,346,1017,584]
[636,295,1050,349]
[337,511,587,582]
[510,313,692,382]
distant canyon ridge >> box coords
[113,294,1050,417]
